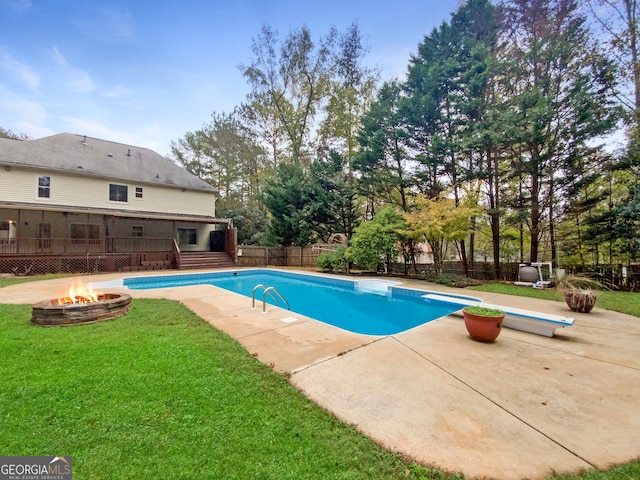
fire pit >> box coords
[31,282,132,326]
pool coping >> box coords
[2,268,640,480]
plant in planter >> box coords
[462,305,505,343]
[554,274,602,313]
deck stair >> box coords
[178,252,235,270]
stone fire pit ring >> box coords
[31,293,132,326]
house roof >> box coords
[0,133,216,192]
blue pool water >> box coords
[123,269,478,335]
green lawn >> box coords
[1,299,450,479]
[0,273,73,288]
[1,277,639,479]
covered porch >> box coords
[0,206,236,275]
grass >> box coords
[0,273,73,288]
[2,275,640,479]
[0,299,452,479]
[469,282,640,318]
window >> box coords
[38,176,51,198]
[70,224,100,245]
[177,228,197,246]
[109,184,128,202]
[135,186,143,199]
[132,225,144,237]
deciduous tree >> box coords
[240,24,335,166]
[346,206,405,272]
[403,192,482,275]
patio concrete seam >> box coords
[289,336,388,375]
[391,334,600,470]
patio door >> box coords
[38,222,52,251]
[0,220,16,254]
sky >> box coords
[0,0,460,156]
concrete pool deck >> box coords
[2,269,639,480]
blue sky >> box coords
[0,0,459,155]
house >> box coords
[0,133,236,274]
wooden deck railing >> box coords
[0,237,175,255]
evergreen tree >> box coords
[261,162,314,246]
[353,81,415,216]
[308,152,361,240]
[402,0,503,276]
[500,0,620,263]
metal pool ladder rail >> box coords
[251,284,291,313]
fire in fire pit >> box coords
[32,281,132,326]
[58,282,100,305]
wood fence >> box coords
[236,245,323,268]
[236,245,524,281]
[237,245,640,290]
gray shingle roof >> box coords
[0,133,216,192]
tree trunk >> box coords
[458,239,469,276]
[469,230,476,278]
[529,149,541,263]
[549,189,557,267]
[486,147,502,279]
[491,214,501,279]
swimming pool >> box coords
[121,269,481,335]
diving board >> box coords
[422,293,574,338]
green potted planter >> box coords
[462,305,505,343]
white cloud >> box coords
[60,116,139,145]
[0,50,39,90]
[72,6,136,42]
[15,121,54,139]
[0,95,47,122]
[0,90,50,137]
[50,47,94,93]
[59,115,172,155]
[104,85,131,99]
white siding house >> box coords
[0,133,236,273]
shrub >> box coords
[316,246,347,272]
[423,273,481,288]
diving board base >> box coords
[422,293,574,338]
[502,315,565,337]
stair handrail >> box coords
[173,240,181,269]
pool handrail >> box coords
[252,284,291,313]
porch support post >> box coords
[16,209,21,254]
[64,212,68,253]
